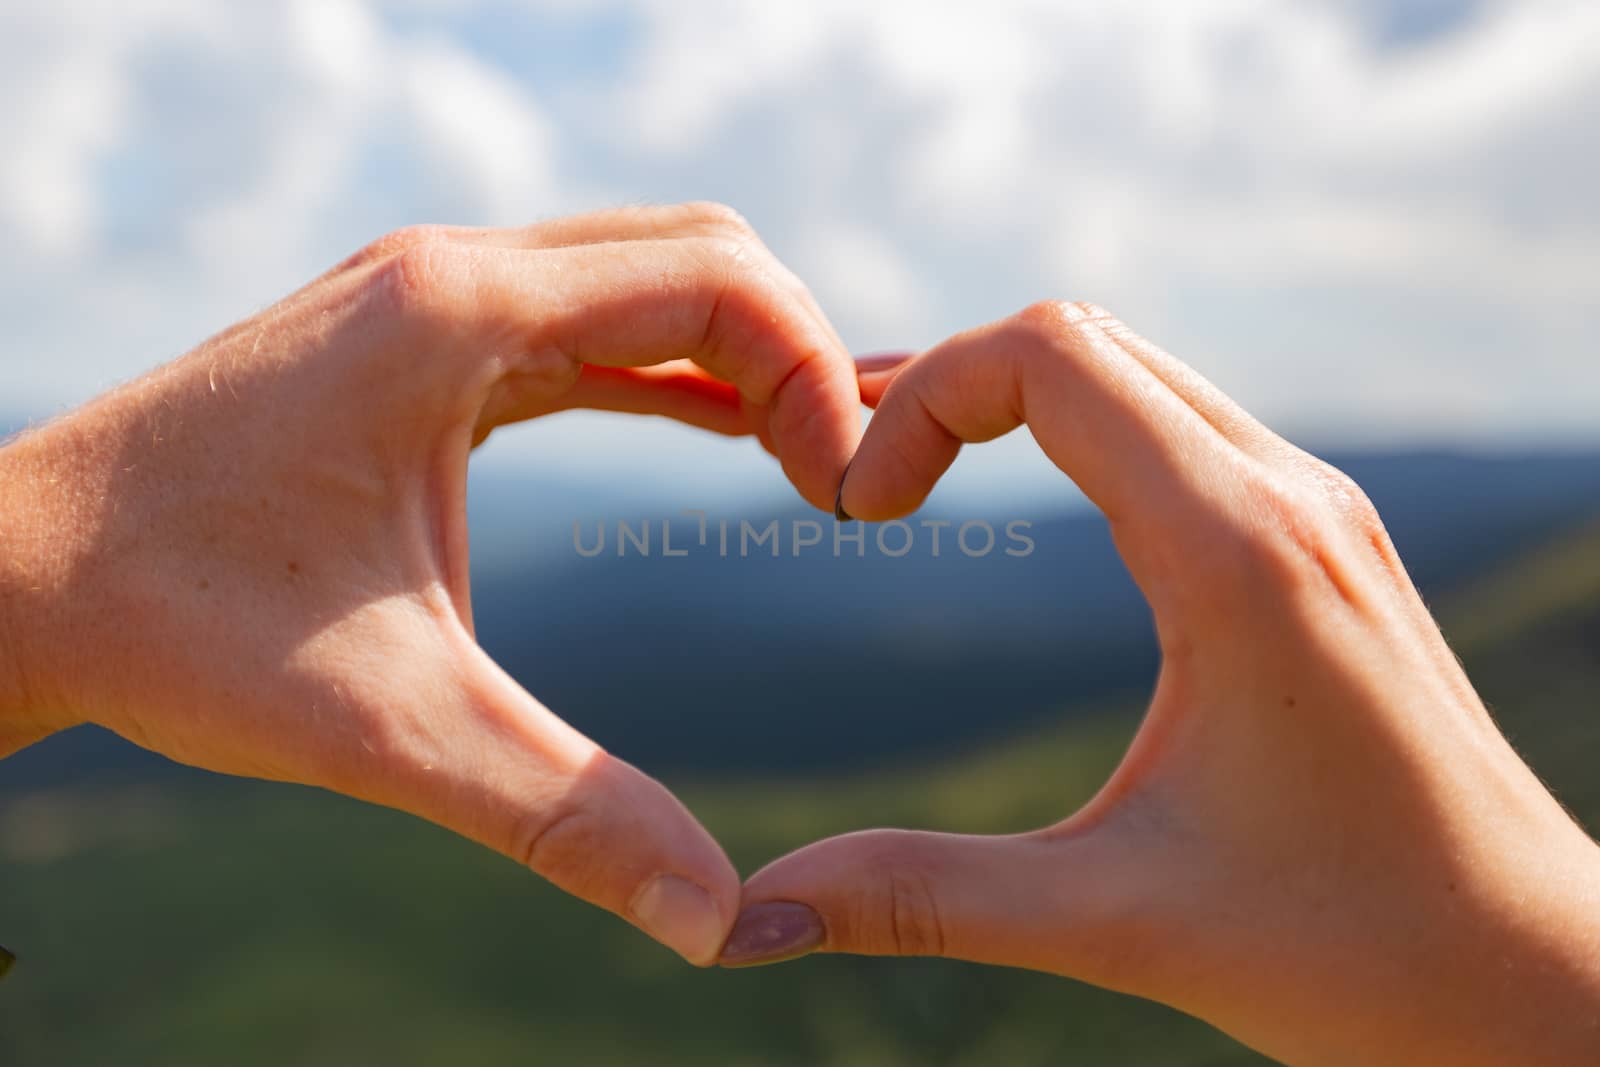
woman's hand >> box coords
[0,203,866,966]
[727,302,1600,1066]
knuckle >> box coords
[1210,466,1381,607]
[343,224,452,271]
[514,802,612,900]
[367,240,463,325]
[842,854,946,957]
[678,200,754,238]
[1306,457,1408,575]
[1201,470,1341,597]
[1011,298,1078,336]
[687,235,767,355]
[1069,300,1133,338]
[1006,300,1104,360]
[886,868,946,956]
[1308,458,1384,533]
[694,231,757,274]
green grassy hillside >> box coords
[2,518,1597,1066]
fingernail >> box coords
[853,350,916,373]
[630,874,725,966]
[834,459,855,522]
[0,943,14,981]
[720,901,825,968]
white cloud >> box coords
[789,223,932,350]
[398,37,558,224]
[0,7,133,259]
[0,0,566,413]
[1,0,1597,502]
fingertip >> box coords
[719,901,826,968]
[855,350,916,409]
[833,460,855,522]
[836,355,961,520]
[629,872,731,967]
[502,749,740,964]
[767,352,862,511]
[836,433,952,522]
[853,350,917,374]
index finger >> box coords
[392,236,861,510]
[838,301,1258,581]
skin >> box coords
[2,206,1596,1062]
[732,301,1600,1065]
[0,202,871,966]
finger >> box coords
[335,206,861,449]
[734,350,917,462]
[837,301,1252,560]
[505,201,770,251]
[339,203,856,369]
[1073,305,1418,597]
[1068,304,1296,465]
[723,828,1137,982]
[504,204,861,416]
[330,203,756,278]
[474,362,751,445]
[408,238,861,510]
[475,354,911,456]
[555,364,748,430]
[341,633,740,967]
[490,203,860,373]
[854,350,918,408]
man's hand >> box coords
[0,203,864,966]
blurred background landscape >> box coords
[3,1,1599,1064]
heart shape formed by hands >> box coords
[9,204,1595,1067]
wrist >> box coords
[0,415,103,750]
[1344,803,1600,1067]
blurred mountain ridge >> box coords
[2,446,1598,789]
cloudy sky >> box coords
[3,0,1597,506]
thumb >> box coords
[721,827,1144,979]
[341,639,741,967]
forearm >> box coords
[1,432,48,751]
[0,416,101,755]
[1257,808,1600,1066]
[1387,763,1600,1065]
[1434,832,1600,1067]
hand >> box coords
[727,302,1600,1065]
[0,203,869,966]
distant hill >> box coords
[467,449,1600,774]
[1432,517,1600,832]
[3,448,1599,789]
[2,489,1597,1066]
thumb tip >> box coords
[628,873,729,966]
[718,901,826,968]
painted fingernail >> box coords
[720,901,825,968]
[834,459,855,522]
[0,943,14,981]
[853,350,916,373]
[629,874,724,966]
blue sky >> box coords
[2,0,1597,508]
